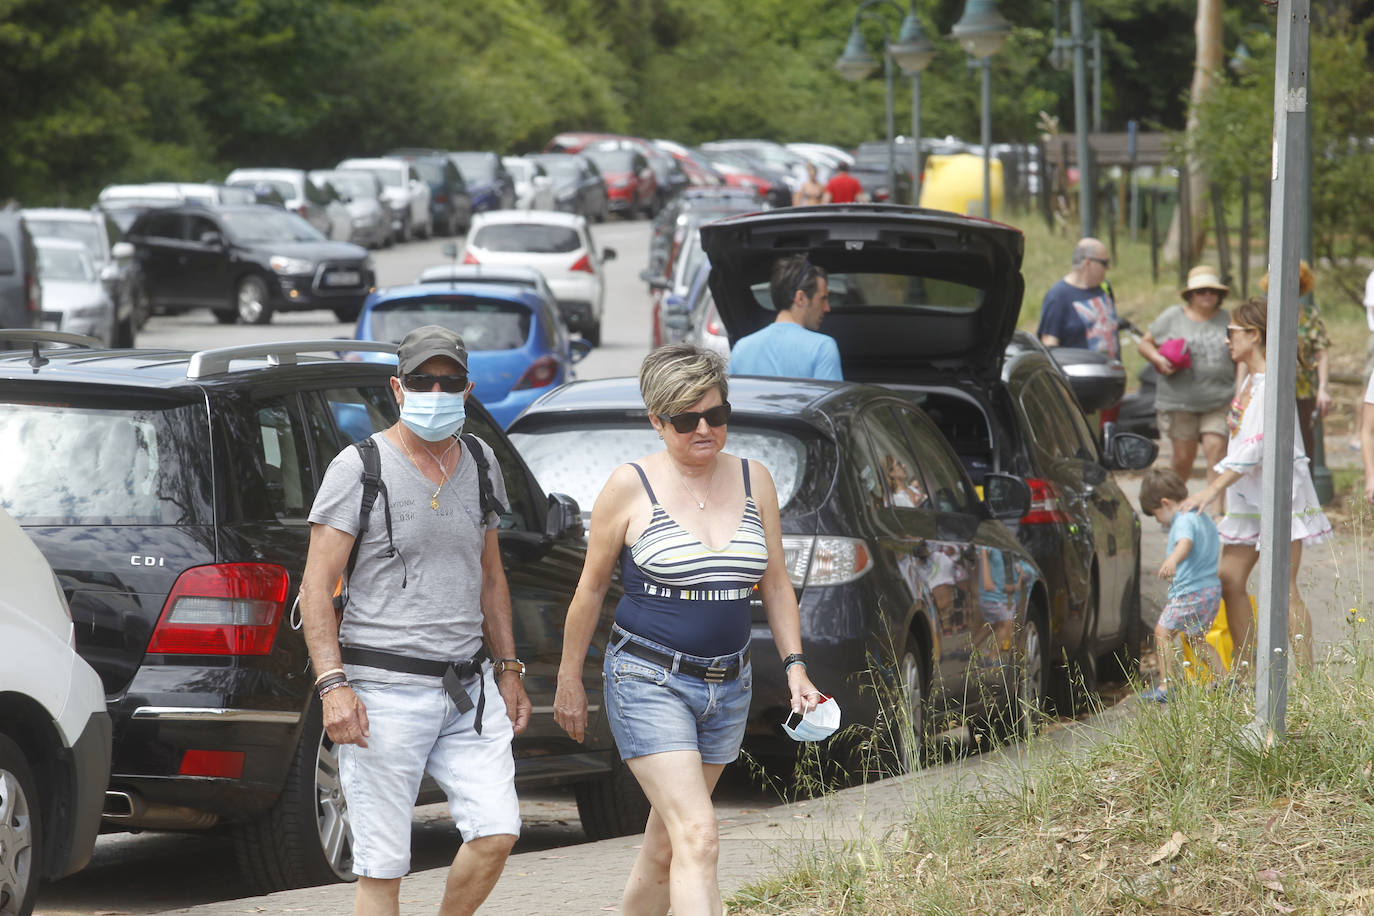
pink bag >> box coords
[1157,337,1192,369]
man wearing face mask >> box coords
[299,325,532,916]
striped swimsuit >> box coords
[614,459,770,657]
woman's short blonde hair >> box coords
[639,345,729,418]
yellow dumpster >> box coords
[918,153,1004,218]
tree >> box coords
[1165,0,1223,265]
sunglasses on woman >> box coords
[1224,325,1256,340]
[659,402,731,433]
[401,373,469,393]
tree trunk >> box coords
[1164,0,1224,264]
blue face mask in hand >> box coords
[400,390,466,441]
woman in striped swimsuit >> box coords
[555,345,823,916]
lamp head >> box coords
[890,12,936,74]
[835,24,878,81]
[950,0,1012,59]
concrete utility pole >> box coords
[1253,0,1310,743]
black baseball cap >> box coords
[396,325,468,375]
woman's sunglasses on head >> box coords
[660,402,731,433]
[402,373,469,393]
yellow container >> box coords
[1180,595,1258,680]
[918,153,1005,218]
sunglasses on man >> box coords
[659,402,731,433]
[401,373,469,393]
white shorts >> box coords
[339,670,520,878]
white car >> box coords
[462,211,615,346]
[22,207,139,344]
[224,168,350,241]
[335,157,433,243]
[0,505,111,916]
[502,157,555,211]
[33,238,118,345]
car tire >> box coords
[883,633,933,775]
[0,733,41,916]
[1052,570,1100,716]
[213,309,239,324]
[582,319,602,348]
[332,304,361,323]
[113,314,136,348]
[236,275,274,325]
[1007,605,1050,741]
[132,281,152,330]
[231,699,352,894]
[573,750,650,840]
[1111,551,1145,680]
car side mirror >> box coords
[981,473,1031,521]
[569,337,592,363]
[601,247,617,262]
[1103,431,1158,471]
[111,241,134,260]
[199,231,224,248]
[545,492,584,540]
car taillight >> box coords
[463,251,480,265]
[779,536,873,587]
[26,272,39,314]
[704,303,723,337]
[570,254,593,273]
[1021,478,1071,525]
[146,564,289,655]
[513,354,560,390]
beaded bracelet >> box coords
[782,652,807,671]
[313,667,345,686]
[318,681,351,700]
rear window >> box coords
[229,178,297,202]
[369,296,530,350]
[24,220,102,260]
[750,271,983,314]
[450,154,495,183]
[0,397,211,525]
[508,422,808,526]
[471,224,580,254]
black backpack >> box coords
[332,433,505,612]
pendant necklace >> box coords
[675,459,716,510]
[399,433,458,510]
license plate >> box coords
[326,270,361,287]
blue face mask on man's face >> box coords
[399,389,466,441]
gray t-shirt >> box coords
[1148,304,1233,412]
[309,432,508,685]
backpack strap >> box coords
[460,433,507,522]
[333,436,400,612]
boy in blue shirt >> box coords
[1138,468,1223,701]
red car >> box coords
[582,147,657,218]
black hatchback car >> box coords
[0,332,645,895]
[124,202,375,325]
[700,206,1158,709]
[508,376,1048,766]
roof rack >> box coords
[187,340,398,379]
[0,329,103,350]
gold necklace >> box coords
[398,432,457,510]
[674,460,716,510]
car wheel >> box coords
[401,214,413,243]
[1052,570,1100,716]
[232,699,352,894]
[883,636,932,775]
[582,319,602,348]
[1008,606,1050,740]
[236,275,273,325]
[132,282,152,330]
[573,750,650,840]
[1111,550,1145,680]
[0,734,41,916]
[331,303,361,323]
[113,314,136,348]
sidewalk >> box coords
[159,448,1367,916]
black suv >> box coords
[0,332,645,894]
[124,202,375,325]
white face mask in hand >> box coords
[781,695,841,742]
[400,390,466,441]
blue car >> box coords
[352,281,590,428]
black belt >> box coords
[341,645,491,733]
[613,630,749,684]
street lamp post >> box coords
[836,10,897,201]
[950,0,1012,219]
[889,5,937,204]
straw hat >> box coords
[1180,265,1229,300]
[1258,259,1314,296]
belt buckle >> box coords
[703,664,728,684]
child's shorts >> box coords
[1158,584,1222,638]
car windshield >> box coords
[471,224,580,254]
[538,158,579,179]
[410,160,442,184]
[343,164,401,188]
[37,246,94,282]
[25,220,102,259]
[748,271,983,314]
[585,149,634,173]
[319,173,376,198]
[220,209,325,243]
[450,154,495,182]
[505,160,532,181]
[368,296,530,350]
[0,400,210,525]
[229,178,296,201]
[509,423,807,526]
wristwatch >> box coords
[493,658,526,680]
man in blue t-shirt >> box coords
[729,253,842,380]
[1037,237,1120,359]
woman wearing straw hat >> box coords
[1137,265,1235,487]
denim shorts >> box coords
[338,670,520,879]
[603,626,752,765]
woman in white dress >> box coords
[1177,297,1332,668]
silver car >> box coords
[22,208,139,344]
[502,157,555,210]
[310,169,392,249]
[224,168,351,241]
[34,238,117,344]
